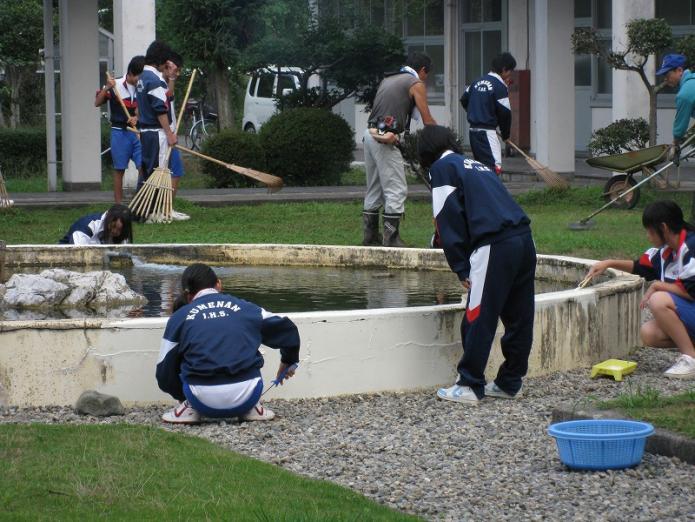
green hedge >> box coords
[200,130,267,188]
[259,108,354,186]
[0,124,111,177]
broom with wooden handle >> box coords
[175,145,283,192]
[0,165,13,208]
[503,136,569,189]
[105,72,140,134]
[130,69,197,223]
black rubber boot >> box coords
[382,213,406,247]
[362,210,382,246]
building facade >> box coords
[327,0,693,172]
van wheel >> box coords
[244,123,256,134]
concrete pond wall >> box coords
[0,244,643,407]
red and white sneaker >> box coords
[161,400,201,424]
[241,403,275,421]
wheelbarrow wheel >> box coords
[603,175,639,210]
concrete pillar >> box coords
[444,0,458,132]
[612,0,655,122]
[508,0,530,71]
[114,0,155,193]
[113,0,155,76]
[532,0,575,173]
[59,0,101,191]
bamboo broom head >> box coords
[129,166,173,222]
[525,156,569,189]
[0,169,12,208]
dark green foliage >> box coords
[259,108,354,186]
[247,15,404,110]
[626,18,673,58]
[588,118,650,156]
[677,35,695,69]
[200,129,266,188]
[0,124,110,176]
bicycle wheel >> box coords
[190,119,219,151]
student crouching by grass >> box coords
[156,263,300,423]
[587,200,695,379]
[58,204,133,245]
[418,125,536,405]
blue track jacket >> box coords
[460,72,512,140]
[156,290,300,401]
[58,212,106,245]
[136,65,169,128]
[430,152,530,280]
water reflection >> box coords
[1,263,573,320]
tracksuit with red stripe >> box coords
[633,229,695,337]
[430,151,535,399]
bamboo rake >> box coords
[175,145,284,192]
[129,69,197,223]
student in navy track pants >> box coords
[418,125,536,405]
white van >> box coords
[242,67,302,133]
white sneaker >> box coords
[241,403,275,421]
[161,400,201,424]
[436,384,480,404]
[664,354,695,379]
[171,209,190,221]
[485,382,523,399]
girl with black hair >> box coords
[587,200,695,379]
[156,263,301,423]
[58,204,133,245]
[419,125,535,405]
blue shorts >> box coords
[110,128,142,170]
[170,148,184,178]
[670,292,695,338]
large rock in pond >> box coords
[0,269,146,310]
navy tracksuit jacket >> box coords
[460,72,512,170]
[156,291,300,402]
[430,151,535,398]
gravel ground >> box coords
[3,347,695,521]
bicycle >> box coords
[184,99,218,151]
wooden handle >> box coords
[174,69,197,136]
[503,136,532,162]
[105,71,136,126]
[175,144,227,167]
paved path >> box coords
[8,156,695,209]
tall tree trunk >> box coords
[648,88,657,147]
[7,66,24,129]
[636,66,657,146]
[0,101,6,128]
[212,67,233,129]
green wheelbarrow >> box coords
[570,130,695,230]
[586,144,670,210]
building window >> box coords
[656,0,695,25]
[574,0,612,100]
[402,0,445,104]
[655,1,695,102]
[461,0,505,87]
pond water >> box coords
[0,261,575,320]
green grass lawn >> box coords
[0,423,419,521]
[599,388,695,439]
[2,186,693,259]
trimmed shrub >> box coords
[200,129,267,188]
[588,118,649,156]
[259,108,354,186]
[0,124,111,177]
